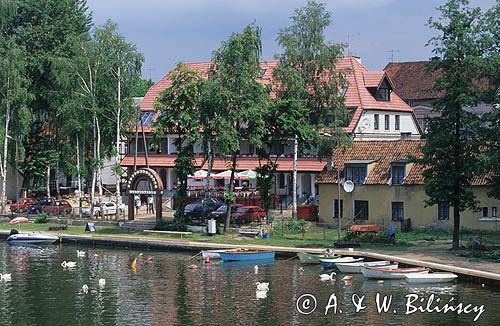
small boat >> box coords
[297,252,339,264]
[361,266,429,279]
[7,231,59,244]
[320,257,364,269]
[336,261,395,274]
[405,272,458,284]
[201,249,228,260]
[219,249,275,262]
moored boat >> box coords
[405,272,458,284]
[297,252,339,264]
[201,249,229,260]
[219,249,275,262]
[361,266,429,279]
[320,257,364,269]
[336,261,395,273]
[7,231,59,244]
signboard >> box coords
[128,190,162,195]
[85,222,96,232]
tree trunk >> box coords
[452,204,460,250]
[90,113,97,216]
[204,139,213,218]
[76,135,82,218]
[96,116,103,202]
[46,166,51,198]
[115,66,121,220]
[224,152,238,233]
[0,93,10,213]
[292,135,298,218]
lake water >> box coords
[0,241,498,325]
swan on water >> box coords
[256,290,268,299]
[319,272,336,281]
[0,274,11,281]
[77,250,86,258]
[98,278,106,287]
[255,282,269,291]
[61,261,77,268]
[82,284,89,293]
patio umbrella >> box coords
[188,169,208,179]
[9,217,29,225]
[237,169,257,180]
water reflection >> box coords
[0,242,498,325]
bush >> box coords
[154,219,187,232]
[345,230,393,244]
[35,212,49,224]
[273,217,308,235]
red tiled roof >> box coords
[140,57,414,134]
[317,140,492,186]
[121,155,326,172]
[383,61,444,100]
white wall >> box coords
[353,110,421,141]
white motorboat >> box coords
[336,261,395,273]
[201,249,228,260]
[361,266,429,279]
[405,272,458,284]
[320,257,364,269]
[7,230,59,244]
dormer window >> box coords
[345,160,373,184]
[376,87,390,101]
[391,161,406,185]
[258,69,266,78]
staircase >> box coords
[119,220,157,232]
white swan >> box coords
[256,290,268,299]
[255,282,269,291]
[254,265,258,274]
[77,250,86,258]
[1,273,11,281]
[319,272,336,281]
[82,284,89,293]
[98,278,106,287]
[61,261,77,268]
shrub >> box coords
[154,219,187,232]
[35,212,49,224]
[273,217,308,235]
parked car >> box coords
[231,206,265,224]
[9,197,37,213]
[42,200,73,215]
[183,198,224,220]
[27,198,56,214]
[81,202,126,217]
[208,204,243,222]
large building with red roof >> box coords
[122,56,422,205]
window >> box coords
[395,115,400,130]
[278,173,286,189]
[400,132,412,140]
[354,201,369,220]
[345,164,367,184]
[493,207,497,217]
[376,88,390,101]
[482,207,488,218]
[333,199,343,218]
[391,163,406,185]
[374,114,379,130]
[384,115,390,130]
[392,202,404,221]
[438,202,450,220]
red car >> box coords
[231,206,265,224]
[9,197,37,213]
[42,200,73,215]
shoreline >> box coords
[1,230,499,288]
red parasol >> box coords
[9,217,29,225]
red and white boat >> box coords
[361,266,429,279]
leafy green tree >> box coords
[420,0,486,249]
[154,63,202,223]
[132,78,154,97]
[208,23,270,232]
[273,0,349,217]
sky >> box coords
[86,0,496,81]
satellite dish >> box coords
[343,180,355,193]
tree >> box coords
[154,63,203,224]
[420,0,485,250]
[0,38,31,213]
[273,0,349,218]
[208,24,269,232]
[132,78,154,97]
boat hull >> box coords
[361,266,429,279]
[219,250,275,262]
[336,261,394,273]
[297,252,338,264]
[7,233,59,244]
[405,273,458,284]
[320,257,364,269]
[201,250,227,260]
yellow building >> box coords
[317,140,500,232]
